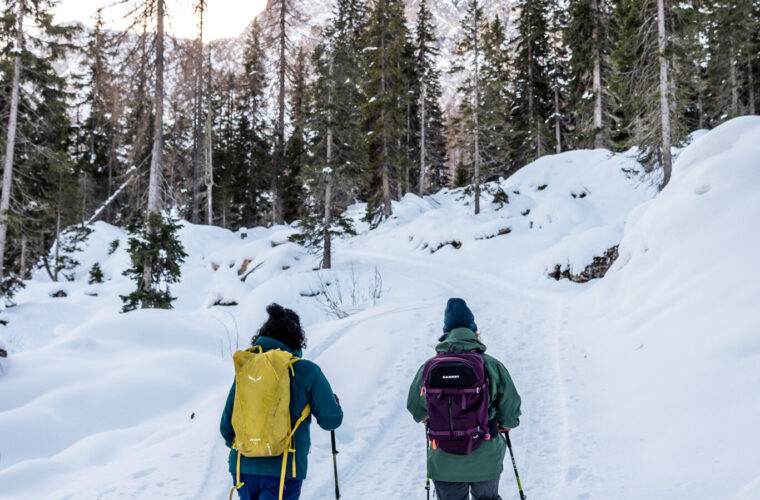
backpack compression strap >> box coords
[278,403,311,500]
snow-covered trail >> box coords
[297,251,568,500]
[192,249,570,500]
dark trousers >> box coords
[433,478,501,500]
[232,473,303,500]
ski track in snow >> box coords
[296,250,569,500]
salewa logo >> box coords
[442,375,460,379]
[248,375,263,382]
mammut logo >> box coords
[248,375,263,382]
[442,375,460,379]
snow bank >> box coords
[561,116,760,499]
[0,220,327,499]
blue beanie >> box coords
[440,298,477,340]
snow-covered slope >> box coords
[2,119,759,499]
[560,116,760,500]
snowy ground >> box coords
[1,117,758,499]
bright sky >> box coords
[53,0,267,41]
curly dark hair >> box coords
[252,303,307,351]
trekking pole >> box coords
[331,430,341,499]
[425,423,431,500]
[503,430,527,500]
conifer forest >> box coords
[0,0,757,306]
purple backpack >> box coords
[422,350,491,454]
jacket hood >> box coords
[254,335,303,358]
[435,327,486,354]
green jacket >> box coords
[220,336,343,480]
[406,328,522,482]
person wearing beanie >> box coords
[220,303,343,500]
[407,298,522,500]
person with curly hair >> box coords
[220,303,343,500]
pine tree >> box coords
[609,0,683,186]
[75,10,123,224]
[217,21,270,229]
[511,0,553,165]
[479,15,514,178]
[413,0,448,195]
[163,48,194,211]
[120,212,187,312]
[451,0,487,213]
[114,0,188,309]
[704,0,757,122]
[295,0,367,267]
[362,0,409,226]
[608,0,640,147]
[399,37,417,197]
[565,0,612,147]
[88,261,104,285]
[671,0,711,130]
[282,46,308,223]
[0,0,77,294]
[548,0,569,153]
[120,18,155,219]
[263,0,304,224]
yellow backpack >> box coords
[228,346,311,500]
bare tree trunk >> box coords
[730,52,738,116]
[106,91,118,222]
[657,0,672,189]
[86,168,139,225]
[191,2,204,224]
[554,85,561,153]
[527,34,538,159]
[143,0,165,305]
[324,177,332,269]
[747,36,756,115]
[272,0,288,225]
[324,58,334,269]
[19,234,27,278]
[592,0,602,148]
[0,3,23,281]
[221,191,227,228]
[473,24,481,215]
[80,172,88,224]
[147,0,164,214]
[54,180,62,282]
[380,36,391,220]
[419,81,426,197]
[204,41,213,226]
[553,32,562,154]
[205,104,213,225]
[697,67,704,129]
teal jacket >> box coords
[220,336,343,480]
[407,328,522,482]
